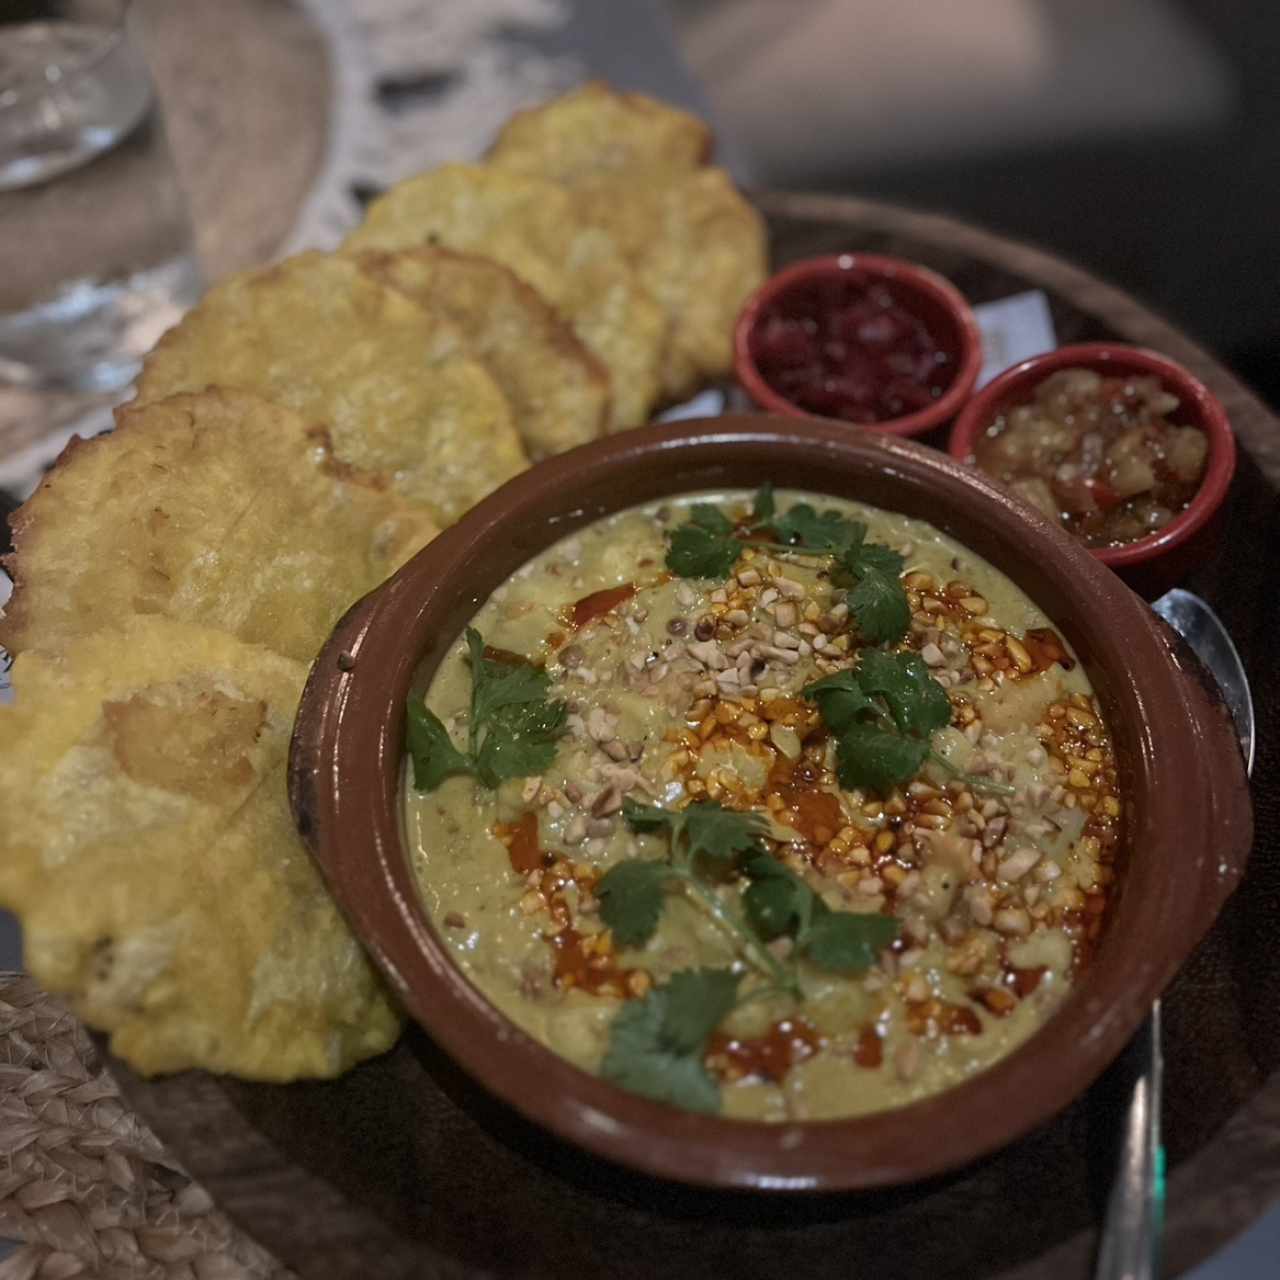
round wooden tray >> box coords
[107,194,1280,1280]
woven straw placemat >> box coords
[0,974,290,1279]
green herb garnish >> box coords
[597,800,900,1113]
[769,500,909,643]
[855,649,952,735]
[770,500,863,555]
[741,852,899,972]
[840,541,909,645]
[601,968,742,1114]
[406,700,473,791]
[834,724,931,795]
[597,801,780,974]
[405,628,567,792]
[663,503,742,579]
[804,654,1013,796]
[751,481,777,524]
[662,487,911,644]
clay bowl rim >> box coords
[732,252,984,437]
[947,342,1237,569]
[289,415,1251,1193]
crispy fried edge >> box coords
[487,80,714,174]
[0,388,439,657]
[356,246,612,451]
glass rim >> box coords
[0,0,133,101]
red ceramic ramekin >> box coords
[949,343,1236,570]
[733,253,983,437]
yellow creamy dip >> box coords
[404,491,1119,1121]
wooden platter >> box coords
[107,193,1280,1279]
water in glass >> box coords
[0,0,200,414]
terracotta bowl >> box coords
[733,253,983,436]
[948,342,1237,571]
[289,416,1251,1193]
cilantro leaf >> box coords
[405,701,473,791]
[602,970,740,1113]
[772,503,865,555]
[802,670,875,732]
[832,533,910,645]
[467,628,553,725]
[596,859,669,948]
[856,543,907,577]
[803,911,899,974]
[660,968,742,1053]
[623,799,766,873]
[665,504,740,579]
[741,852,812,940]
[681,802,767,870]
[601,795,903,1113]
[835,722,929,792]
[742,852,898,974]
[847,567,910,645]
[473,698,568,787]
[622,797,681,836]
[751,482,776,524]
[462,627,566,784]
[601,987,722,1114]
[689,503,736,536]
[407,629,565,792]
[855,650,951,737]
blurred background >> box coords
[665,0,1277,406]
[2,0,1275,498]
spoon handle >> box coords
[1095,589,1253,1280]
[1094,1003,1165,1280]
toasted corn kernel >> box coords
[627,970,653,997]
[1005,636,1033,672]
[914,813,950,830]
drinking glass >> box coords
[0,0,200,423]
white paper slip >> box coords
[972,290,1057,389]
[658,387,727,422]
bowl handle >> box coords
[289,584,389,850]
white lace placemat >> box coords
[0,0,582,504]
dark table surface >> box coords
[2,1,1276,1275]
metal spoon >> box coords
[1094,588,1255,1280]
